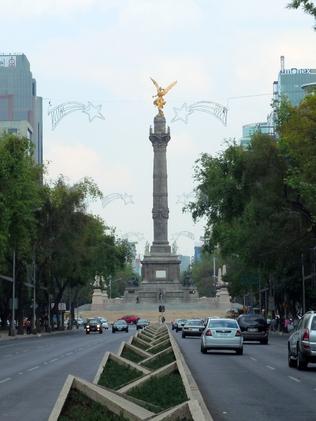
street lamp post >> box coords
[32,255,36,332]
[10,250,16,337]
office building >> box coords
[240,122,272,149]
[0,54,43,164]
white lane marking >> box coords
[0,377,11,384]
[49,358,58,363]
[65,352,73,356]
[18,372,23,375]
[250,357,257,361]
[27,366,39,372]
[288,376,301,383]
[266,365,275,370]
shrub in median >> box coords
[148,341,171,354]
[98,358,143,390]
[121,347,145,363]
[141,351,175,370]
[127,371,187,413]
[58,388,128,421]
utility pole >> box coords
[32,255,36,332]
[301,253,306,314]
[10,250,16,336]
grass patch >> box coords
[127,371,187,413]
[137,334,152,343]
[98,358,142,390]
[141,351,175,370]
[131,338,150,350]
[121,347,145,363]
[148,341,171,354]
[58,388,128,421]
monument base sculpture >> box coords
[91,288,109,312]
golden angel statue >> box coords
[150,78,177,114]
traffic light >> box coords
[158,305,165,313]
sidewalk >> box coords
[0,328,81,342]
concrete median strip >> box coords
[49,323,213,420]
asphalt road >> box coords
[172,331,316,421]
[0,327,134,421]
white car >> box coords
[97,318,109,329]
[201,317,243,355]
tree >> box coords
[288,0,316,29]
[190,252,218,297]
[0,134,43,329]
[188,95,316,313]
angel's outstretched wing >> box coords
[150,77,160,92]
[164,80,177,95]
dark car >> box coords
[121,315,139,325]
[112,319,129,333]
[136,319,150,330]
[237,314,269,344]
[85,318,103,334]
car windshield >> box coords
[116,320,126,325]
[208,320,238,329]
[88,319,98,324]
[138,319,147,323]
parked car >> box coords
[288,311,316,370]
[175,319,187,332]
[237,314,269,344]
[112,319,129,333]
[201,317,243,354]
[121,315,139,324]
[182,319,205,338]
[85,318,103,334]
[136,319,150,330]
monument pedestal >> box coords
[91,288,108,311]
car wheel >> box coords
[176,327,179,332]
[288,348,296,368]
[126,328,129,332]
[260,338,268,345]
[99,330,102,334]
[200,344,207,354]
[182,332,185,338]
[236,348,243,355]
[297,346,308,370]
[86,331,90,334]
[112,329,115,333]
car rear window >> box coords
[239,316,266,325]
[186,320,204,326]
[311,317,316,330]
[208,320,238,328]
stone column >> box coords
[149,113,171,254]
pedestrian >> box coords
[161,316,165,324]
[26,318,32,334]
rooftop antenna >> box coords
[280,55,285,72]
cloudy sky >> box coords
[2,0,315,256]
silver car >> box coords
[288,311,316,370]
[201,318,243,355]
[182,319,205,338]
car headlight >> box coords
[86,325,90,328]
[97,324,100,328]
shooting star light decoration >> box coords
[101,193,134,208]
[171,101,228,126]
[48,101,105,130]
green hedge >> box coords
[58,389,128,421]
[141,351,175,370]
[121,347,145,363]
[98,359,142,390]
[127,371,187,413]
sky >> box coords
[1,0,315,257]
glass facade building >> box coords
[0,54,43,164]
[277,68,316,106]
[240,122,272,149]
